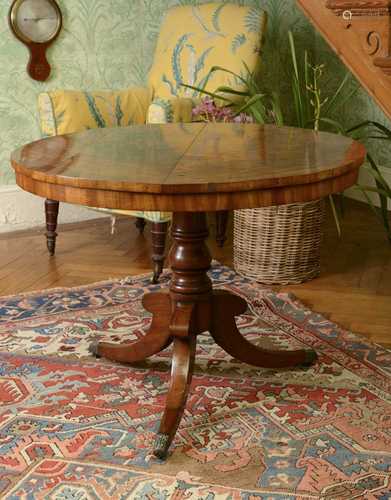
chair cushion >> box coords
[148,3,267,99]
[38,87,152,137]
[95,208,172,223]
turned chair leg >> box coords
[135,217,147,234]
[45,199,59,256]
[151,221,169,283]
[215,211,229,247]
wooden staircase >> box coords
[296,0,391,120]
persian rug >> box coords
[0,264,390,499]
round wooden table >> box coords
[11,123,366,459]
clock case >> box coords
[8,0,62,82]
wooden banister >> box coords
[297,0,391,120]
[326,1,390,15]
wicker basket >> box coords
[233,200,326,285]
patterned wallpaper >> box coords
[0,0,390,185]
[314,32,391,168]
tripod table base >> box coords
[90,212,318,459]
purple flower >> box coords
[192,97,252,124]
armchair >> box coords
[38,3,267,282]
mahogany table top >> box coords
[11,123,366,212]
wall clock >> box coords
[9,0,63,82]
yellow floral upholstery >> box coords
[38,88,151,137]
[148,3,267,99]
[37,3,267,225]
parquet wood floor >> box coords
[0,199,390,348]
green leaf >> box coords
[235,93,266,115]
[214,86,249,96]
[328,82,359,116]
[323,72,349,115]
[346,120,391,138]
[358,136,391,141]
[357,186,385,223]
[304,50,309,97]
[270,91,284,126]
[359,153,391,243]
[329,194,342,238]
[303,49,310,124]
[359,185,390,197]
[367,154,391,196]
[288,32,312,130]
[318,117,346,134]
[208,65,248,86]
[180,83,232,102]
[242,60,253,79]
[250,105,268,124]
[288,31,299,81]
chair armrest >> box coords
[147,97,194,124]
[38,86,152,137]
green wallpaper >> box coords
[0,0,389,185]
[314,32,391,168]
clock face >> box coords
[13,0,61,44]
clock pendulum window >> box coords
[8,0,62,82]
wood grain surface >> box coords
[298,0,391,119]
[11,124,366,212]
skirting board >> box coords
[0,186,109,234]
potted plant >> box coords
[182,32,358,284]
[347,121,391,244]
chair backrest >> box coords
[148,3,267,100]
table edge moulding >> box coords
[10,123,366,459]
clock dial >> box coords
[9,0,62,81]
[15,0,60,43]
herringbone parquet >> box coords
[1,199,390,348]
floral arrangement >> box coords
[192,97,254,124]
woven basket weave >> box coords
[233,199,326,285]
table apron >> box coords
[15,169,359,212]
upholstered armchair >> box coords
[38,3,267,282]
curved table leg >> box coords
[154,333,196,459]
[90,292,173,363]
[210,290,318,369]
[153,301,197,459]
